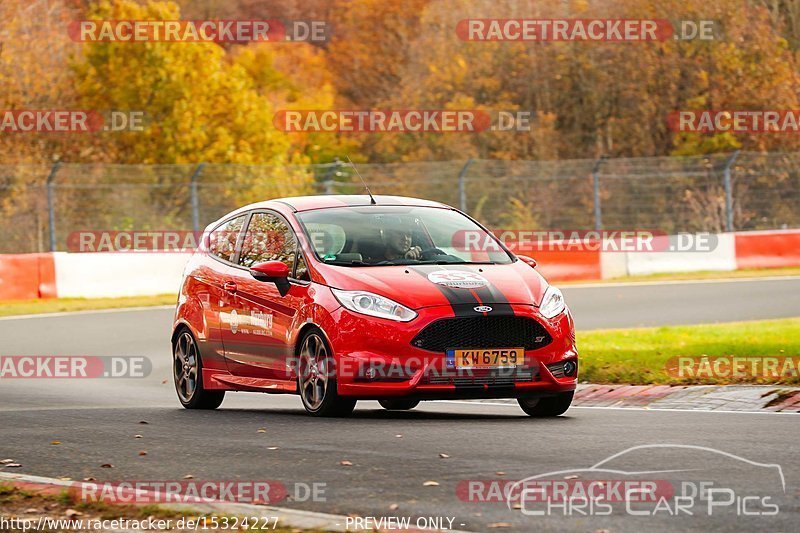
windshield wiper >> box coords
[323,259,366,266]
[323,259,392,267]
[420,260,499,265]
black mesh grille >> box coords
[411,316,552,352]
[423,367,539,385]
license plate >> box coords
[446,348,525,369]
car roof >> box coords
[206,195,455,230]
[252,195,451,213]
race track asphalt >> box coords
[1,277,798,531]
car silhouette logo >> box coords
[474,305,493,313]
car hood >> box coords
[315,261,548,310]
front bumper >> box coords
[327,303,578,400]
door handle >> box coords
[223,281,238,293]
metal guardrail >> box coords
[1,152,799,253]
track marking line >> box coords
[440,400,799,415]
[564,275,800,289]
[0,472,475,532]
[0,305,174,321]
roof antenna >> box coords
[346,155,376,205]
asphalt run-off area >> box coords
[1,278,798,531]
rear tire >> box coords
[517,391,573,417]
[379,399,420,411]
[173,329,225,410]
[297,329,356,417]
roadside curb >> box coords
[573,383,800,412]
[0,473,473,532]
[0,472,349,531]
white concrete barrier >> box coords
[4,229,793,300]
[54,252,189,298]
[599,250,629,279]
[622,233,736,277]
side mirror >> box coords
[518,255,537,268]
[250,261,291,296]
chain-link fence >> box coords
[1,152,799,253]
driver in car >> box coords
[381,227,423,260]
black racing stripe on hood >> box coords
[446,265,515,315]
[407,265,480,317]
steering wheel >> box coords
[420,247,447,260]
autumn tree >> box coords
[361,0,800,161]
[73,0,291,164]
[0,0,83,163]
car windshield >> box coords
[296,205,514,266]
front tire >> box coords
[173,329,225,410]
[379,399,420,411]
[297,329,356,417]
[517,391,573,417]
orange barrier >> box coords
[735,230,800,269]
[0,253,57,300]
[38,253,57,298]
[517,248,602,281]
[2,230,796,302]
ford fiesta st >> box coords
[172,195,577,417]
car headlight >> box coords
[331,288,417,322]
[539,285,566,319]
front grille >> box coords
[423,367,539,386]
[411,316,552,352]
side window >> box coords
[239,212,297,270]
[208,215,246,263]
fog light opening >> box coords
[563,359,577,377]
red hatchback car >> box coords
[172,195,577,417]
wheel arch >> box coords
[171,319,196,347]
[293,321,334,356]
[175,292,208,334]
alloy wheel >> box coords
[174,331,199,403]
[299,333,330,411]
